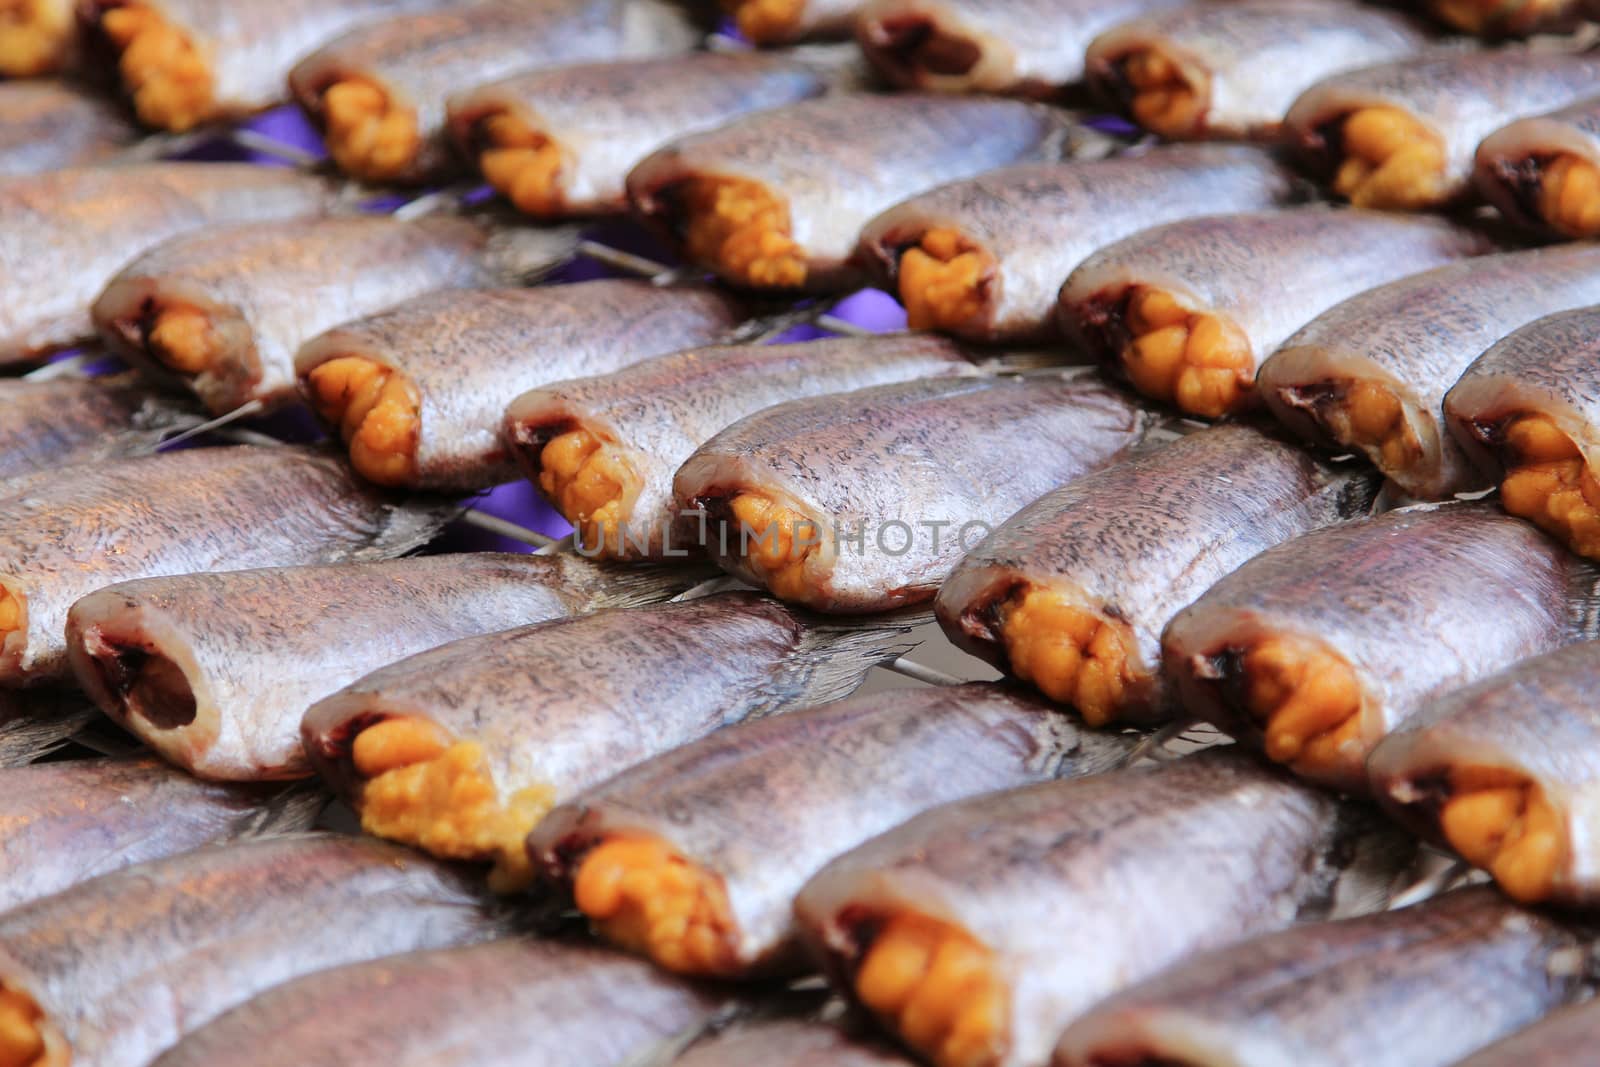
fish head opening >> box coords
[75,625,197,730]
[859,12,983,83]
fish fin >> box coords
[760,609,927,715]
[232,781,328,839]
[1566,558,1600,641]
[563,558,726,611]
[0,691,99,767]
[345,497,464,563]
[484,223,586,284]
[1301,804,1421,921]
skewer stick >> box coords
[21,354,94,381]
[883,657,963,687]
[228,128,324,168]
[459,509,557,549]
[575,240,677,282]
[156,399,266,450]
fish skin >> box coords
[1368,640,1600,904]
[79,0,456,126]
[1052,887,1587,1067]
[0,757,321,914]
[92,215,503,415]
[504,332,981,560]
[0,82,136,176]
[1284,50,1600,206]
[0,372,199,480]
[855,0,1190,94]
[674,1019,915,1066]
[0,445,451,688]
[447,52,831,217]
[64,552,689,782]
[627,94,1096,291]
[1476,97,1600,238]
[302,592,917,802]
[1057,206,1492,404]
[1161,501,1589,794]
[674,373,1152,612]
[857,144,1297,342]
[0,834,506,1067]
[1444,306,1600,483]
[0,163,331,364]
[794,749,1357,1067]
[1454,997,1600,1067]
[150,938,726,1067]
[290,0,701,184]
[295,280,743,491]
[1260,245,1600,500]
[937,424,1380,723]
[1086,0,1430,140]
[531,682,1138,977]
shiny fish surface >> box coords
[1475,96,1600,240]
[294,279,742,491]
[531,683,1138,978]
[1056,207,1490,419]
[855,0,1190,95]
[627,94,1094,291]
[0,373,198,480]
[78,0,455,131]
[1369,640,1600,905]
[1260,245,1600,499]
[1283,51,1600,210]
[65,552,703,782]
[1162,501,1590,793]
[857,145,1297,342]
[795,750,1361,1067]
[936,424,1380,728]
[0,445,449,687]
[1053,888,1585,1067]
[289,0,700,184]
[152,939,725,1067]
[0,81,136,175]
[1085,0,1429,140]
[1444,307,1600,563]
[92,215,509,415]
[0,834,506,1067]
[673,373,1152,612]
[0,757,320,914]
[0,163,331,365]
[448,52,830,219]
[503,332,980,560]
[1455,998,1600,1067]
[302,593,917,889]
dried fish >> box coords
[0,445,450,688]
[0,834,509,1067]
[1260,245,1600,499]
[67,552,707,782]
[857,144,1296,342]
[1284,50,1600,210]
[1475,96,1600,240]
[1056,207,1490,418]
[289,0,701,184]
[531,683,1137,978]
[1085,0,1429,140]
[1162,501,1591,793]
[295,280,741,491]
[674,1019,914,1066]
[794,750,1381,1067]
[1424,0,1591,36]
[503,333,980,561]
[150,939,727,1067]
[1369,640,1600,904]
[1455,998,1600,1067]
[0,372,199,480]
[627,94,1093,291]
[1444,307,1600,562]
[0,81,136,175]
[448,52,830,219]
[0,0,76,76]
[78,0,457,131]
[673,373,1151,612]
[0,757,321,914]
[302,593,917,890]
[0,163,331,365]
[937,424,1380,728]
[0,690,100,767]
[1053,888,1586,1067]
[91,215,544,416]
[855,0,1189,95]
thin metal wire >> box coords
[157,399,267,450]
[228,128,324,168]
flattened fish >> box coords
[1475,96,1600,240]
[0,372,198,480]
[295,279,741,490]
[937,424,1379,727]
[0,82,136,175]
